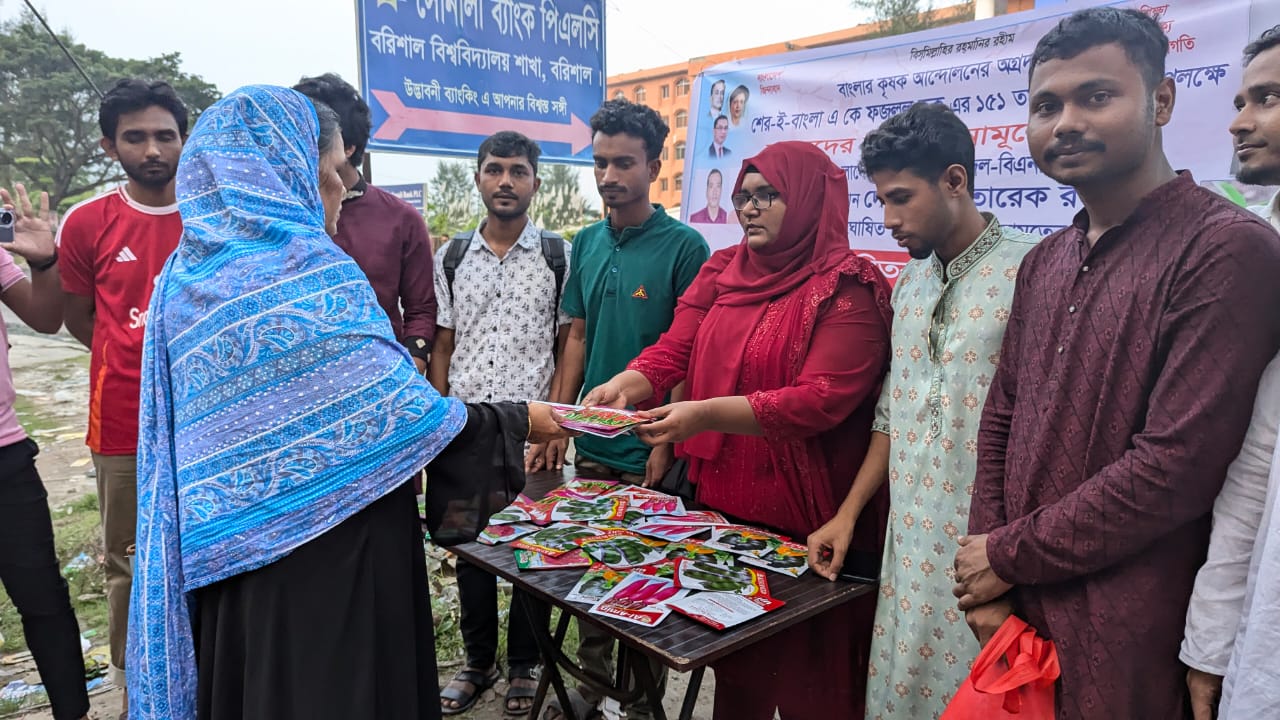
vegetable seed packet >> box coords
[631,520,712,543]
[477,522,539,545]
[513,548,592,570]
[738,541,810,577]
[666,592,786,631]
[588,572,687,627]
[512,495,560,525]
[549,496,629,523]
[703,526,786,559]
[576,530,669,569]
[554,479,620,500]
[510,523,603,557]
[487,505,532,525]
[565,563,630,604]
[607,487,686,516]
[531,401,651,438]
[673,558,771,597]
[656,510,728,526]
[587,509,648,532]
[663,542,736,566]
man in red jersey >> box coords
[56,78,188,717]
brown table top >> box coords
[449,468,875,672]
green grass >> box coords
[10,394,63,438]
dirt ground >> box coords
[0,311,717,720]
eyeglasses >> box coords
[730,191,780,211]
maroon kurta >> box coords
[970,173,1280,720]
[332,181,437,359]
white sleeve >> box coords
[433,243,454,330]
[1181,352,1280,674]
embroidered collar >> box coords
[934,213,1003,282]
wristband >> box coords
[29,250,58,272]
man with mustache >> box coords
[431,131,564,717]
[1181,25,1280,720]
[56,78,189,719]
[954,8,1280,719]
[527,98,708,720]
[807,101,1036,719]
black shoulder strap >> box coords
[442,231,474,303]
[540,230,567,324]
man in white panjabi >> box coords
[1182,25,1280,720]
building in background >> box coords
[606,0,1036,209]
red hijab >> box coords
[681,141,874,460]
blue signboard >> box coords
[356,0,605,165]
[381,182,428,213]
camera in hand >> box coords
[0,209,13,243]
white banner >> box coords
[682,0,1276,278]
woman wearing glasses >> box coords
[581,141,892,719]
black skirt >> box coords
[193,481,442,720]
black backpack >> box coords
[441,229,568,332]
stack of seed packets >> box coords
[532,401,652,438]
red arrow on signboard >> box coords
[371,90,591,155]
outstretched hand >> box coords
[527,402,579,444]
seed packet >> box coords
[588,573,687,627]
[532,401,651,438]
[576,530,669,568]
[663,542,736,566]
[607,487,685,516]
[487,505,532,525]
[565,564,631,604]
[512,495,560,525]
[550,496,629,523]
[673,558,771,596]
[513,548,592,570]
[738,541,810,577]
[655,510,728,526]
[631,520,712,543]
[477,522,539,545]
[588,509,648,532]
[510,523,603,557]
[703,526,786,559]
[549,480,621,501]
[666,592,786,630]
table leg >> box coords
[677,667,706,720]
[622,645,668,720]
[525,605,579,720]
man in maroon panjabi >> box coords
[953,9,1280,720]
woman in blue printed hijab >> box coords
[127,85,570,720]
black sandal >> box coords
[440,665,501,715]
[504,665,540,717]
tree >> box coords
[0,11,220,209]
[426,160,482,239]
[852,0,974,37]
[531,164,599,234]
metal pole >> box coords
[21,0,104,99]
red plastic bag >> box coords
[940,614,1060,719]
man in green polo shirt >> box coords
[526,98,708,720]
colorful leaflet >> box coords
[549,496,629,523]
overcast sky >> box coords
[1,0,960,191]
